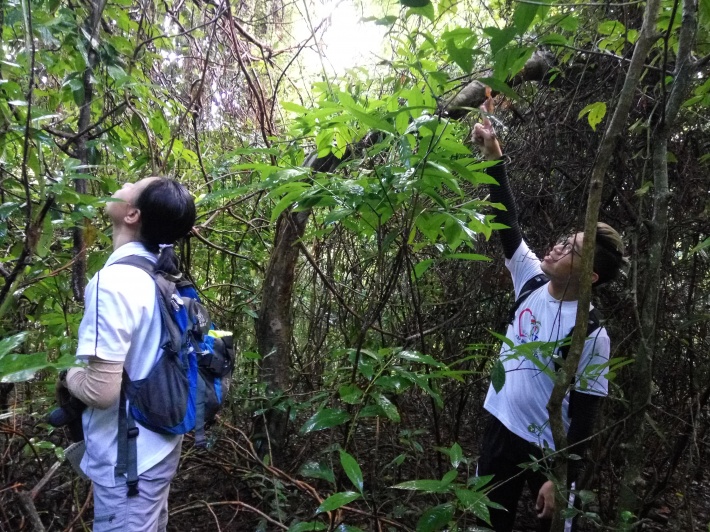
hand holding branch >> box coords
[472,96,503,160]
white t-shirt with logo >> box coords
[483,240,610,450]
[77,241,182,487]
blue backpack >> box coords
[112,256,235,496]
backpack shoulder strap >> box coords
[557,307,603,363]
[507,273,549,325]
[113,255,185,351]
[112,255,156,277]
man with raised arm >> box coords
[472,103,625,532]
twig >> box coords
[30,460,63,500]
[170,500,288,530]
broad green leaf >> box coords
[315,491,361,514]
[0,352,75,383]
[416,503,454,531]
[300,408,351,434]
[405,2,436,22]
[288,522,327,532]
[484,26,517,56]
[689,237,710,255]
[342,104,394,134]
[373,392,400,422]
[449,442,463,468]
[398,350,444,368]
[339,450,364,493]
[578,102,607,131]
[0,332,27,358]
[338,384,363,404]
[443,253,491,262]
[413,259,434,278]
[282,101,309,114]
[513,2,539,35]
[455,489,491,523]
[491,359,506,393]
[539,33,568,46]
[299,461,336,483]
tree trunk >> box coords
[617,0,697,522]
[71,0,107,302]
[544,0,662,529]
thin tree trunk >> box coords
[544,0,662,529]
[617,0,697,521]
[71,0,107,302]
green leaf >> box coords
[0,352,75,383]
[300,408,351,434]
[513,2,539,34]
[338,384,363,404]
[455,489,491,523]
[398,350,444,367]
[282,101,309,114]
[288,522,327,532]
[413,259,434,278]
[299,461,336,483]
[484,26,517,56]
[491,359,506,393]
[478,77,520,100]
[689,237,710,255]
[539,33,569,46]
[405,2,436,22]
[0,332,27,358]
[416,503,454,531]
[400,0,430,6]
[315,491,361,514]
[578,102,607,131]
[443,253,491,262]
[449,442,463,468]
[342,104,394,134]
[373,392,401,422]
[339,450,364,493]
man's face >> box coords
[541,232,585,282]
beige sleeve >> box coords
[66,359,123,409]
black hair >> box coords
[593,222,625,286]
[134,178,196,276]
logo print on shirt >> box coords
[518,308,540,342]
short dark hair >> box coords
[134,178,196,274]
[593,222,625,286]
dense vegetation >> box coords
[0,0,708,529]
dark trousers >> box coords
[477,415,577,532]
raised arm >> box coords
[472,102,523,259]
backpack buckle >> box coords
[126,480,140,497]
[127,427,139,439]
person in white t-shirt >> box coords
[57,177,195,531]
[472,103,625,532]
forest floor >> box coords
[2,408,709,530]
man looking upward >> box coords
[473,104,625,532]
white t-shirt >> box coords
[483,240,610,450]
[77,241,182,487]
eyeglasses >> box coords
[554,235,582,258]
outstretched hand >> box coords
[472,96,503,160]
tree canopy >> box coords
[1,0,709,529]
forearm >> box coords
[486,161,523,259]
[66,359,123,409]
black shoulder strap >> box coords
[556,308,603,364]
[507,273,549,325]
